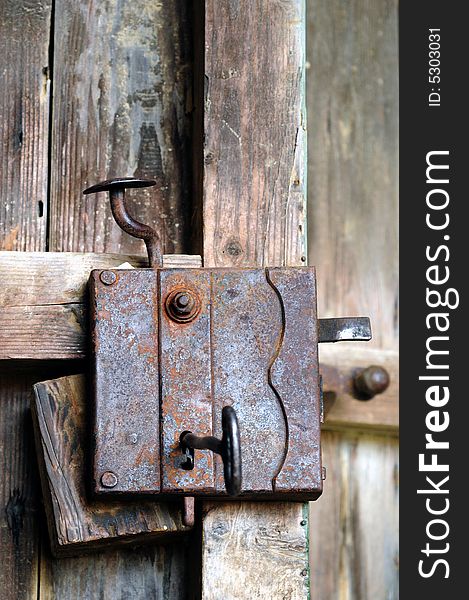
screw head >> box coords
[100,270,117,286]
[166,289,201,323]
[100,471,118,488]
[127,433,138,445]
[175,293,190,309]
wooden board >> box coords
[309,431,399,599]
[32,374,190,557]
[307,0,398,352]
[202,0,307,269]
[320,346,398,434]
[202,502,310,600]
[200,2,310,598]
[0,0,52,251]
[0,1,195,597]
[48,0,193,255]
[0,252,201,360]
[38,544,188,600]
[0,368,40,600]
[306,1,399,598]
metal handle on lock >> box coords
[83,177,163,267]
[180,406,242,496]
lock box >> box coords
[90,266,323,500]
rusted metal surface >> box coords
[268,268,322,495]
[90,269,161,493]
[90,266,325,499]
[159,269,214,493]
[84,178,162,267]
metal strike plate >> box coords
[90,267,324,500]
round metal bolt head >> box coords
[175,293,190,309]
[354,365,390,399]
[100,270,117,286]
[166,289,201,322]
[101,471,118,488]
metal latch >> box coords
[84,178,371,504]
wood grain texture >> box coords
[0,368,40,599]
[202,0,307,268]
[306,1,399,598]
[48,0,193,255]
[309,432,399,600]
[320,346,398,434]
[32,374,190,557]
[0,0,51,251]
[200,2,309,598]
[202,502,310,600]
[307,0,398,350]
[0,252,201,359]
[38,544,188,600]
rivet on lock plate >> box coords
[85,178,372,504]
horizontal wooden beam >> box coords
[0,252,397,433]
[320,346,398,434]
[0,252,201,360]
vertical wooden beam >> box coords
[307,0,399,351]
[0,368,42,600]
[306,1,399,597]
[40,2,195,596]
[49,0,193,255]
[200,1,310,598]
[0,0,52,251]
[202,0,307,269]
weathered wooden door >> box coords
[1,1,398,598]
[307,1,399,598]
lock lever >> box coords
[83,177,162,267]
[180,406,242,496]
[318,317,371,343]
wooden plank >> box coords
[202,502,310,599]
[309,431,399,599]
[307,0,398,351]
[0,0,52,251]
[306,1,399,598]
[48,0,192,255]
[39,545,188,600]
[32,374,190,557]
[320,346,398,434]
[0,367,40,599]
[202,0,307,268]
[200,1,309,598]
[0,252,201,360]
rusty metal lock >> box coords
[85,178,371,506]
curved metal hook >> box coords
[83,178,162,267]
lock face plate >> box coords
[90,267,323,500]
